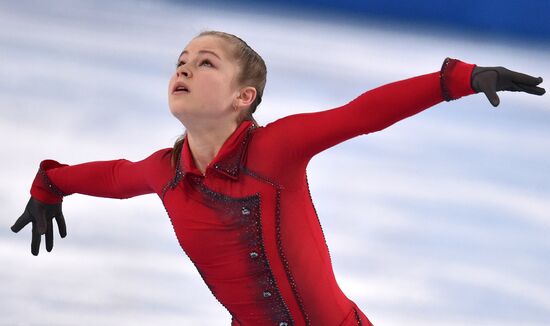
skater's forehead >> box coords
[179,36,228,60]
[179,49,222,60]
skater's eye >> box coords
[200,60,213,67]
[175,59,213,68]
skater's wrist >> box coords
[440,57,477,101]
[30,160,68,204]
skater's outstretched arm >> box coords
[11,148,173,255]
[260,58,544,169]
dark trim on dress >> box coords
[38,167,67,198]
[440,57,456,102]
[353,307,362,325]
[243,167,311,326]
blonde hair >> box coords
[171,31,267,167]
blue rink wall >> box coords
[184,0,550,43]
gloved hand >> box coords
[11,197,67,256]
[471,65,545,107]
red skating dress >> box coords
[31,58,475,325]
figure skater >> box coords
[11,30,545,325]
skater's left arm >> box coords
[262,58,545,165]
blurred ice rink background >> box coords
[1,0,549,325]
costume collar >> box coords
[179,120,255,180]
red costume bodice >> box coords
[31,59,476,325]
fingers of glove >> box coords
[11,210,32,233]
[478,77,500,107]
[31,226,42,256]
[35,209,49,235]
[485,91,500,107]
[506,69,544,86]
[55,212,67,238]
[517,83,546,96]
[46,219,54,252]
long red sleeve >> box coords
[30,148,174,203]
[255,59,476,169]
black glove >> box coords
[11,197,67,256]
[471,65,545,107]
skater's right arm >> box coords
[11,148,173,255]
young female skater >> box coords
[11,31,545,325]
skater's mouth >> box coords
[172,81,190,94]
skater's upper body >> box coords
[12,31,545,326]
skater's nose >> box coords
[177,65,192,78]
